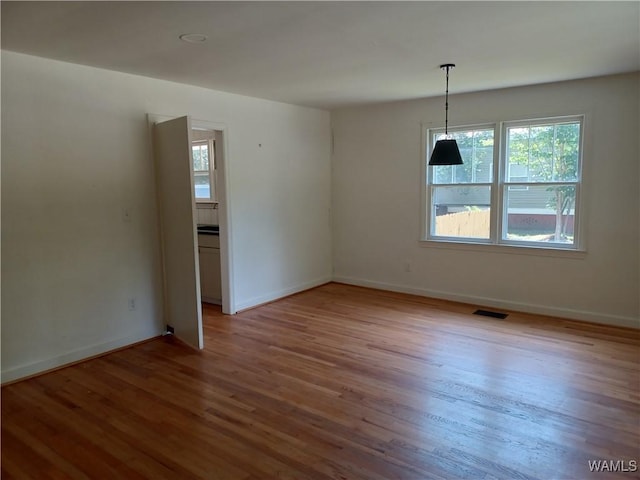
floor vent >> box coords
[473,309,508,319]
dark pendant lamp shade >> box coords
[429,139,463,165]
[428,63,463,166]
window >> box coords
[425,116,583,250]
[427,127,495,240]
[192,139,216,202]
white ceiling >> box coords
[2,1,639,109]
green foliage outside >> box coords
[431,121,580,243]
[433,129,494,185]
[192,144,209,172]
[506,122,580,242]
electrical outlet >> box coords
[404,262,412,272]
[128,298,136,311]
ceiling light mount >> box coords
[179,33,208,44]
[429,63,463,166]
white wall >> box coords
[196,204,218,226]
[1,51,332,382]
[332,73,639,327]
[2,51,635,384]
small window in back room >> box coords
[192,139,216,202]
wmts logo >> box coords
[588,459,638,473]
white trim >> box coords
[423,116,585,251]
[190,119,236,315]
[574,113,589,252]
[333,276,639,329]
[419,238,586,258]
[419,124,429,240]
[1,328,162,384]
[147,114,236,315]
[234,276,332,312]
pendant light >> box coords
[429,63,463,166]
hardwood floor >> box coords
[2,283,639,479]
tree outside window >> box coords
[425,116,583,250]
[504,120,581,243]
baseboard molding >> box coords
[5,276,633,384]
[333,276,640,329]
[1,328,163,385]
[234,276,332,312]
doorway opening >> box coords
[149,114,235,351]
[190,120,234,318]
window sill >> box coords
[419,238,587,259]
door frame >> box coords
[148,114,236,316]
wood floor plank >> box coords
[2,283,639,479]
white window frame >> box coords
[424,123,497,245]
[422,115,585,253]
[192,138,217,203]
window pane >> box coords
[432,186,491,239]
[506,122,580,183]
[529,125,553,181]
[201,145,209,169]
[431,129,494,184]
[192,144,209,171]
[553,123,580,182]
[503,185,576,245]
[193,172,211,199]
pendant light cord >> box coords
[444,66,449,135]
[440,63,455,136]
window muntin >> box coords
[425,116,583,250]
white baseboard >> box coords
[2,276,333,383]
[5,275,634,384]
[333,275,640,329]
[1,327,163,384]
[234,276,332,312]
